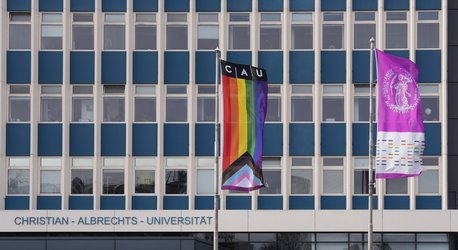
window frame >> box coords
[40,85,63,123]
[290,12,314,51]
[259,157,282,195]
[419,84,441,123]
[196,157,215,195]
[228,12,251,51]
[196,13,219,51]
[134,85,157,123]
[290,85,313,122]
[71,157,94,195]
[40,13,63,50]
[416,157,441,195]
[72,12,94,51]
[39,157,62,195]
[385,11,409,50]
[103,13,126,50]
[353,11,376,50]
[166,13,188,51]
[322,84,345,122]
[165,85,188,123]
[135,13,157,51]
[265,85,282,123]
[102,157,125,195]
[103,85,125,123]
[322,157,345,195]
[9,12,31,50]
[353,85,376,123]
[322,12,345,50]
[352,157,377,195]
[8,85,31,123]
[290,157,314,195]
[72,85,94,123]
[259,12,282,50]
[164,157,188,195]
[7,157,30,195]
[416,11,441,50]
[134,157,157,194]
[196,85,216,123]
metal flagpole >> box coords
[214,47,221,250]
[368,37,375,250]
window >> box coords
[322,13,344,50]
[354,12,376,49]
[41,13,63,50]
[419,84,440,122]
[8,85,30,122]
[260,158,281,194]
[72,86,93,122]
[385,12,408,49]
[197,13,219,50]
[135,13,156,50]
[103,158,124,194]
[165,158,187,194]
[386,178,408,194]
[71,158,93,194]
[291,85,313,122]
[291,13,313,50]
[7,157,30,195]
[135,85,156,122]
[40,86,62,122]
[266,85,281,122]
[134,158,156,193]
[40,158,61,194]
[197,85,215,122]
[229,13,250,50]
[197,158,214,194]
[103,85,125,122]
[353,85,376,122]
[353,157,375,195]
[104,13,125,50]
[322,85,344,122]
[417,12,439,49]
[166,13,188,50]
[260,13,282,50]
[72,13,94,50]
[322,157,344,194]
[291,157,313,194]
[9,12,31,49]
[418,157,440,194]
[166,85,187,122]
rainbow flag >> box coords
[221,60,268,191]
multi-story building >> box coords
[0,0,455,249]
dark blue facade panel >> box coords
[100,196,126,210]
[37,196,62,210]
[289,51,314,83]
[227,0,252,12]
[321,0,346,11]
[352,51,376,83]
[102,0,127,12]
[5,196,29,210]
[6,123,30,156]
[226,196,251,210]
[384,196,409,209]
[101,124,126,156]
[321,123,346,156]
[195,196,215,210]
[195,124,215,156]
[258,0,283,11]
[70,51,95,84]
[39,0,63,11]
[258,196,283,210]
[69,196,94,210]
[163,196,189,210]
[258,51,283,84]
[132,196,157,210]
[290,0,314,11]
[416,196,441,209]
[352,196,378,209]
[353,0,377,10]
[164,0,190,12]
[70,124,94,156]
[164,52,189,84]
[321,51,346,83]
[416,50,441,83]
[7,0,31,11]
[384,0,409,10]
[38,124,63,156]
[416,0,441,10]
[164,124,189,156]
[263,123,283,156]
[133,0,158,12]
[133,51,158,84]
[196,0,220,12]
[352,123,377,156]
[132,123,158,156]
[196,51,216,84]
[424,123,441,155]
[39,51,63,84]
[102,52,126,84]
[7,51,31,84]
[385,50,409,59]
[289,123,314,156]
[321,196,346,210]
[70,0,95,12]
[289,196,314,209]
[227,51,252,65]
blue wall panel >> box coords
[133,52,158,84]
[321,51,346,83]
[132,196,157,210]
[352,196,378,209]
[132,124,157,156]
[38,124,62,156]
[70,52,94,84]
[39,0,63,11]
[102,0,126,12]
[353,0,377,10]
[384,196,409,209]
[163,196,189,210]
[289,123,314,156]
[227,51,252,65]
[424,123,441,155]
[100,196,125,210]
[226,196,251,210]
[289,196,314,209]
[289,51,314,83]
[164,52,189,84]
[71,0,95,12]
[258,0,283,11]
[7,51,31,84]
[385,50,409,59]
[263,124,283,156]
[37,196,61,210]
[352,51,376,83]
[39,52,63,84]
[384,0,409,10]
[5,196,29,210]
[101,124,126,156]
[227,0,252,12]
[290,0,314,11]
[258,51,283,84]
[70,124,94,156]
[416,0,441,10]
[321,196,346,209]
[195,124,215,156]
[196,0,220,12]
[165,0,190,12]
[7,0,31,11]
[69,196,94,210]
[164,124,189,156]
[321,123,346,156]
[258,196,283,210]
[133,0,158,11]
[196,52,216,84]
[416,196,441,209]
[6,124,30,156]
[321,0,346,11]
[195,196,215,210]
[102,52,126,84]
[416,50,441,83]
[352,123,377,156]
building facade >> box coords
[0,0,456,249]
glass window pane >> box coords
[261,13,281,22]
[355,12,375,21]
[104,85,125,94]
[198,25,219,50]
[292,13,312,22]
[323,170,343,194]
[136,25,157,50]
[291,169,313,194]
[384,233,415,242]
[323,158,343,166]
[229,25,250,49]
[135,97,156,122]
[72,97,93,122]
[73,13,93,22]
[292,85,313,94]
[9,158,30,167]
[197,169,214,194]
[167,86,187,94]
[197,97,215,122]
[323,24,343,49]
[166,26,188,50]
[41,25,63,50]
[40,97,62,122]
[71,169,93,194]
[354,97,370,122]
[9,24,31,49]
[354,169,369,194]
[418,170,439,194]
[8,169,30,194]
[387,12,407,20]
[104,25,125,50]
[419,12,439,20]
[386,178,408,194]
[136,86,155,94]
[417,233,448,242]
[386,24,407,49]
[73,25,94,50]
[166,170,187,194]
[316,233,348,241]
[266,97,281,122]
[167,14,187,22]
[260,25,281,49]
[418,23,439,49]
[292,158,312,166]
[73,86,93,94]
[323,85,343,94]
[135,158,156,167]
[291,25,313,49]
[41,157,61,167]
[324,13,343,21]
[198,13,218,22]
[166,97,187,122]
[354,23,375,49]
[72,158,93,167]
[41,86,61,94]
[103,170,124,194]
[136,13,155,22]
[103,97,124,122]
[291,97,313,122]
[42,13,62,22]
[229,13,249,22]
[260,170,281,194]
[422,97,439,121]
[40,170,61,193]
[166,158,187,168]
[417,243,449,250]
[10,85,30,94]
[135,170,155,193]
[104,158,124,167]
[10,13,31,21]
[323,97,344,122]
[9,97,30,122]
[105,14,124,22]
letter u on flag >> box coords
[220,60,268,191]
[375,49,425,179]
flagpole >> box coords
[214,47,221,250]
[368,37,375,250]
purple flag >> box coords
[375,49,425,179]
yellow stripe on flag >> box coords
[237,78,248,156]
